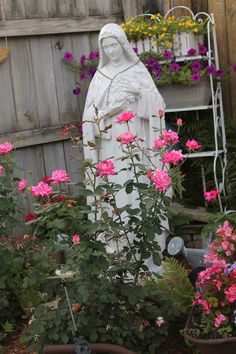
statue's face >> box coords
[102,37,123,63]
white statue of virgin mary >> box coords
[82,23,168,264]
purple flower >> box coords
[133,47,138,53]
[191,61,201,72]
[80,55,86,65]
[205,64,216,74]
[87,67,96,77]
[152,62,161,72]
[73,87,81,95]
[232,63,236,72]
[187,48,197,56]
[89,51,99,60]
[191,73,201,82]
[163,50,173,59]
[147,57,157,68]
[215,69,225,78]
[79,72,86,81]
[63,51,74,62]
[198,44,208,55]
[170,63,181,71]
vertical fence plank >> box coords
[9,37,39,131]
[225,0,236,128]
[29,36,60,128]
[0,38,17,134]
[51,34,79,125]
[122,0,143,20]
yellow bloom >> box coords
[151,15,155,20]
[160,33,166,39]
[193,28,199,32]
[163,27,167,32]
[165,41,173,47]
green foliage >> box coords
[147,257,194,316]
[0,153,19,236]
[0,321,13,354]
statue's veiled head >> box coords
[98,23,138,69]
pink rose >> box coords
[96,160,116,176]
[176,118,183,126]
[152,138,167,149]
[0,165,4,175]
[161,150,183,165]
[18,178,28,191]
[157,108,165,118]
[51,170,71,184]
[72,234,80,244]
[116,132,137,144]
[162,129,179,145]
[0,141,14,154]
[31,182,53,197]
[149,169,171,192]
[117,112,136,123]
[204,189,220,202]
[186,139,202,150]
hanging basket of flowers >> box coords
[120,6,207,57]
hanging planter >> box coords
[184,307,236,354]
[158,79,211,109]
[0,47,10,64]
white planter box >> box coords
[173,32,204,57]
[130,33,204,56]
[158,79,211,109]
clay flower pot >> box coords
[44,343,138,354]
[184,307,236,354]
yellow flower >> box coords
[163,27,167,32]
[150,15,155,20]
[165,41,173,47]
[193,28,199,32]
[160,33,166,39]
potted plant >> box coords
[184,219,236,354]
[120,9,207,56]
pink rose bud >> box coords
[157,108,165,118]
[72,234,80,244]
[177,118,182,126]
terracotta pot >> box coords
[184,307,236,354]
[44,343,138,354]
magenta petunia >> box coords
[133,47,138,53]
[170,63,181,71]
[232,63,236,72]
[205,64,216,75]
[79,72,86,81]
[63,51,74,62]
[215,69,225,78]
[80,55,86,64]
[163,50,173,59]
[198,44,208,55]
[191,61,201,72]
[187,48,197,56]
[191,73,201,82]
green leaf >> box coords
[153,252,161,266]
[125,182,133,194]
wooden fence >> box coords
[0,0,124,219]
[0,0,235,220]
